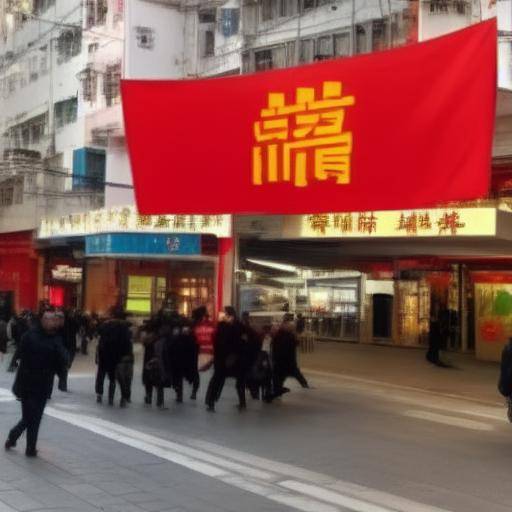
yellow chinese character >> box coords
[253,81,355,188]
[309,214,330,234]
[154,215,170,228]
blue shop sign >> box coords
[85,233,201,256]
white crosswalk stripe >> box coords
[37,404,454,512]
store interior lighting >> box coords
[246,259,298,273]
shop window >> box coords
[103,62,121,107]
[54,97,78,129]
[126,276,152,314]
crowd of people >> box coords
[1,299,310,456]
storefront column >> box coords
[459,264,468,352]
[217,238,234,314]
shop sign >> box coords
[38,206,231,239]
[289,207,497,238]
[85,233,202,257]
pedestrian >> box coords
[8,311,30,372]
[499,337,512,422]
[160,301,199,403]
[272,313,309,397]
[205,306,247,412]
[141,317,166,407]
[95,307,132,407]
[0,317,7,363]
[426,303,449,368]
[5,309,68,457]
[54,309,78,392]
[193,306,215,372]
[241,312,265,400]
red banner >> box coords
[121,20,496,215]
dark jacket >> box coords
[213,321,246,377]
[12,327,68,399]
[0,319,7,354]
[165,328,199,387]
[499,341,512,397]
[272,328,299,376]
[97,319,132,373]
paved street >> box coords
[0,343,510,512]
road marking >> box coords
[280,481,397,512]
[404,410,494,431]
[36,404,454,512]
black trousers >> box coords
[273,367,309,394]
[95,365,116,401]
[9,395,47,452]
[116,360,133,402]
[144,384,164,406]
[205,371,246,408]
[173,372,200,401]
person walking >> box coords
[55,310,78,392]
[272,313,309,397]
[0,317,7,364]
[205,307,247,412]
[141,317,165,407]
[499,337,512,422]
[5,309,68,457]
[95,308,132,407]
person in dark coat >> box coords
[205,306,247,412]
[95,308,132,407]
[141,317,165,407]
[272,314,309,397]
[8,311,31,372]
[0,318,7,363]
[426,303,449,367]
[499,338,512,422]
[54,309,79,392]
[5,309,68,457]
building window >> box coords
[205,31,215,57]
[356,24,368,54]
[260,0,275,21]
[429,0,449,13]
[30,115,47,144]
[33,0,56,15]
[86,0,108,28]
[72,147,106,190]
[372,19,387,51]
[255,49,273,71]
[199,9,216,23]
[0,186,14,207]
[135,26,155,50]
[300,39,315,63]
[104,62,121,106]
[88,43,99,54]
[220,8,240,37]
[279,0,297,17]
[334,32,350,56]
[79,67,98,102]
[29,55,39,82]
[57,28,82,64]
[316,35,333,59]
[54,97,78,129]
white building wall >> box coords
[124,0,185,79]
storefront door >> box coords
[396,280,430,346]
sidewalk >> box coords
[300,341,503,405]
